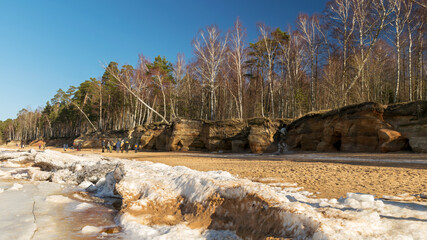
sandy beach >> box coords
[1,146,427,239]
[53,147,427,201]
[3,144,426,200]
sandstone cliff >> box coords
[167,118,289,153]
[73,118,290,153]
[73,101,426,153]
[285,101,427,153]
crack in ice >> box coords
[30,197,37,240]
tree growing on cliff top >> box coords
[193,25,228,120]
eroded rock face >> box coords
[201,120,248,152]
[166,118,289,153]
[167,120,204,151]
[378,129,408,153]
[287,103,386,152]
[286,101,427,153]
[384,101,427,153]
[247,119,284,154]
[409,137,427,153]
[138,125,170,151]
[70,101,426,153]
[74,131,127,148]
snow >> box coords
[81,225,103,234]
[383,193,417,201]
[45,195,73,203]
[1,149,426,239]
[73,202,95,211]
[8,183,24,191]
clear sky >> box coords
[0,0,328,121]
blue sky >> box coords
[0,0,328,121]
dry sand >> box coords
[3,145,427,201]
[75,148,427,201]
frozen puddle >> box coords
[0,149,426,239]
[0,180,122,239]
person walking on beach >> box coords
[102,140,105,153]
[277,126,288,154]
[125,140,129,153]
[106,141,111,153]
[116,140,121,153]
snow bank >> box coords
[1,149,426,239]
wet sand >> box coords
[3,145,427,200]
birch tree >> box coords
[104,62,170,124]
[326,0,356,104]
[229,18,246,119]
[391,0,412,102]
[193,25,228,120]
[297,14,325,111]
[342,0,394,103]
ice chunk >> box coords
[81,225,103,234]
[51,169,77,184]
[77,180,94,190]
[29,168,52,181]
[74,202,95,211]
[45,195,73,203]
[8,183,23,191]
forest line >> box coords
[0,0,425,142]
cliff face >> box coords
[73,101,427,153]
[166,118,289,153]
[73,118,290,153]
[285,101,427,153]
[383,101,427,153]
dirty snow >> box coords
[0,149,426,239]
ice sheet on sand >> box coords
[2,149,427,239]
[0,180,65,240]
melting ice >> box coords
[0,149,426,239]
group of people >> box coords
[102,139,140,153]
[62,142,82,152]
